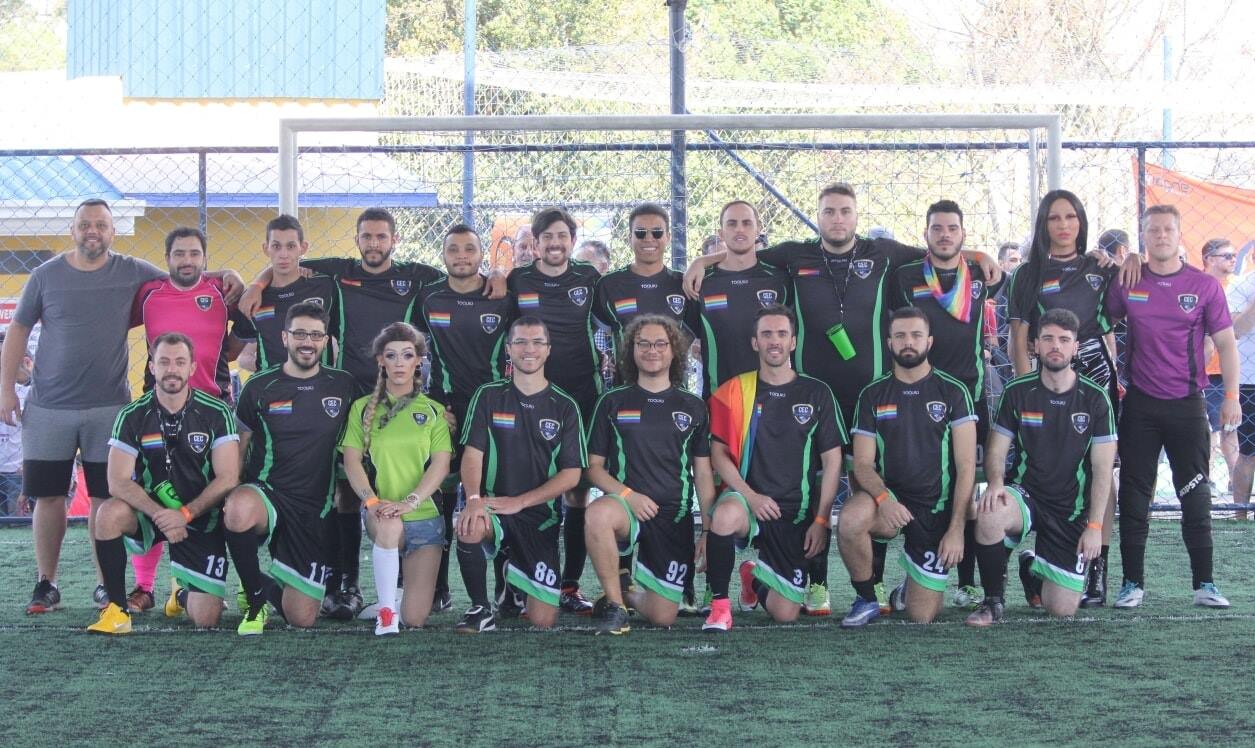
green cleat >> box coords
[874,582,890,615]
[951,584,981,610]
[237,603,268,636]
[803,582,831,616]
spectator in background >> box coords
[0,333,32,517]
[1203,238,1240,493]
[998,241,1023,274]
[987,242,1022,394]
[574,239,611,274]
[574,239,615,389]
[1098,229,1130,263]
[701,234,723,256]
[512,225,536,268]
[866,226,895,241]
[1226,255,1255,519]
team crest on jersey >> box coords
[792,404,814,425]
[970,280,983,299]
[672,411,692,432]
[186,432,209,454]
[302,297,325,308]
[480,313,501,334]
[322,397,342,418]
[1072,412,1090,434]
[1086,274,1104,291]
[568,287,589,306]
[666,294,686,315]
[851,259,874,279]
[1178,294,1198,313]
[195,295,212,311]
[756,289,778,307]
[413,412,428,425]
[538,418,560,441]
[926,401,947,423]
[391,279,412,296]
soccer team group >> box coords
[2,182,1239,637]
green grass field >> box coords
[1,521,1252,747]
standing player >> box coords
[584,315,715,634]
[415,224,513,610]
[88,333,240,634]
[453,317,586,632]
[593,203,691,344]
[222,303,357,633]
[507,208,602,614]
[966,309,1116,625]
[702,305,844,632]
[836,308,977,626]
[1106,205,1240,609]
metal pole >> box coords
[701,126,816,233]
[1136,146,1147,254]
[462,0,476,226]
[668,0,688,271]
[1027,129,1040,219]
[197,150,208,236]
[1162,35,1174,169]
[1045,115,1062,191]
[278,123,297,216]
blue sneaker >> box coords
[840,596,881,628]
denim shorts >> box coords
[402,516,446,556]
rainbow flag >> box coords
[1022,411,1044,426]
[875,404,898,420]
[254,306,276,321]
[796,267,821,277]
[429,311,452,328]
[709,372,761,476]
[922,258,973,323]
[613,298,638,316]
[268,400,293,414]
[615,409,642,425]
[1128,290,1150,303]
[518,293,540,309]
[492,411,516,429]
[703,294,728,310]
[911,284,931,300]
[140,433,163,449]
[1040,279,1062,295]
[340,278,361,287]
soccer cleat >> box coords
[87,602,132,635]
[951,584,981,609]
[559,586,595,615]
[803,582,831,617]
[164,579,185,618]
[433,590,453,613]
[840,596,881,628]
[496,588,526,619]
[596,601,631,636]
[699,587,712,616]
[874,582,891,615]
[965,597,1005,628]
[455,605,496,634]
[737,560,759,611]
[890,581,908,613]
[327,585,363,621]
[1113,581,1145,609]
[127,586,155,614]
[237,603,269,636]
[1193,582,1230,608]
[1080,556,1107,608]
[375,606,400,636]
[26,579,61,615]
[1019,550,1042,608]
[702,597,733,632]
[93,583,109,610]
[319,589,340,617]
[678,587,700,617]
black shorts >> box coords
[23,459,108,500]
[124,510,229,598]
[1236,385,1255,457]
[610,495,694,604]
[244,483,334,601]
[482,505,561,607]
[717,491,808,605]
[1005,485,1087,594]
[892,496,953,593]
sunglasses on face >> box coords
[633,228,666,240]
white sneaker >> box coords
[1192,582,1230,608]
[375,606,400,636]
[1113,581,1145,609]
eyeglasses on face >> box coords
[286,329,327,341]
[634,339,671,351]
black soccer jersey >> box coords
[234,274,337,370]
[1007,255,1115,343]
[693,262,790,398]
[852,369,977,510]
[893,258,999,400]
[461,380,587,524]
[302,257,443,391]
[109,389,238,514]
[235,365,357,514]
[758,237,924,419]
[507,261,601,395]
[415,278,513,422]
[592,266,691,338]
[994,372,1116,518]
[587,384,710,520]
[715,374,845,520]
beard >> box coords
[1041,354,1073,373]
[891,345,930,369]
[158,375,186,394]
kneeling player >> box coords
[222,303,357,633]
[585,315,715,634]
[454,317,586,632]
[89,333,240,633]
[966,309,1116,625]
[703,305,844,631]
[837,308,976,626]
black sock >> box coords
[492,553,507,599]
[94,537,128,609]
[337,512,361,588]
[807,535,829,585]
[1120,543,1146,587]
[561,505,586,588]
[871,540,888,585]
[851,578,876,601]
[975,542,1010,599]
[751,579,770,609]
[707,532,735,600]
[265,579,285,617]
[458,541,489,608]
[1187,545,1213,590]
[1100,544,1110,563]
[618,552,633,574]
[225,529,266,606]
[957,521,977,587]
[175,587,189,610]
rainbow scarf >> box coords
[922,257,973,323]
[708,371,762,477]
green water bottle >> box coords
[154,480,183,510]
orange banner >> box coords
[1140,161,1255,272]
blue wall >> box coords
[67,0,385,100]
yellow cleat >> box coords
[87,602,132,635]
[164,578,184,618]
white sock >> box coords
[372,544,400,612]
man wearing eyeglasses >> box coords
[1223,239,1255,520]
[221,303,357,634]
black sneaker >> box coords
[340,584,364,618]
[560,586,594,615]
[1080,556,1107,608]
[1019,550,1042,608]
[496,588,526,619]
[320,587,343,618]
[597,601,631,636]
[455,605,496,634]
[93,583,109,610]
[27,579,61,614]
[433,590,453,613]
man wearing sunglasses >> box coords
[1202,238,1239,492]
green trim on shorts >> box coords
[482,514,505,560]
[240,483,277,546]
[634,560,683,604]
[608,493,640,557]
[269,558,326,601]
[171,561,227,598]
[1003,485,1032,550]
[505,562,560,607]
[123,511,157,555]
[898,553,949,592]
[752,558,805,605]
[713,490,759,543]
[1032,556,1085,594]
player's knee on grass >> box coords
[1041,583,1081,618]
[283,590,320,628]
[905,581,943,624]
[526,599,558,629]
[186,591,223,628]
[93,499,135,539]
[640,592,679,627]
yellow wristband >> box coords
[364,496,380,508]
[179,506,193,522]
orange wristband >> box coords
[179,506,193,522]
[1225,391,1240,401]
[364,496,380,508]
[813,514,830,528]
[1086,521,1102,531]
[620,488,634,500]
[874,491,890,505]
